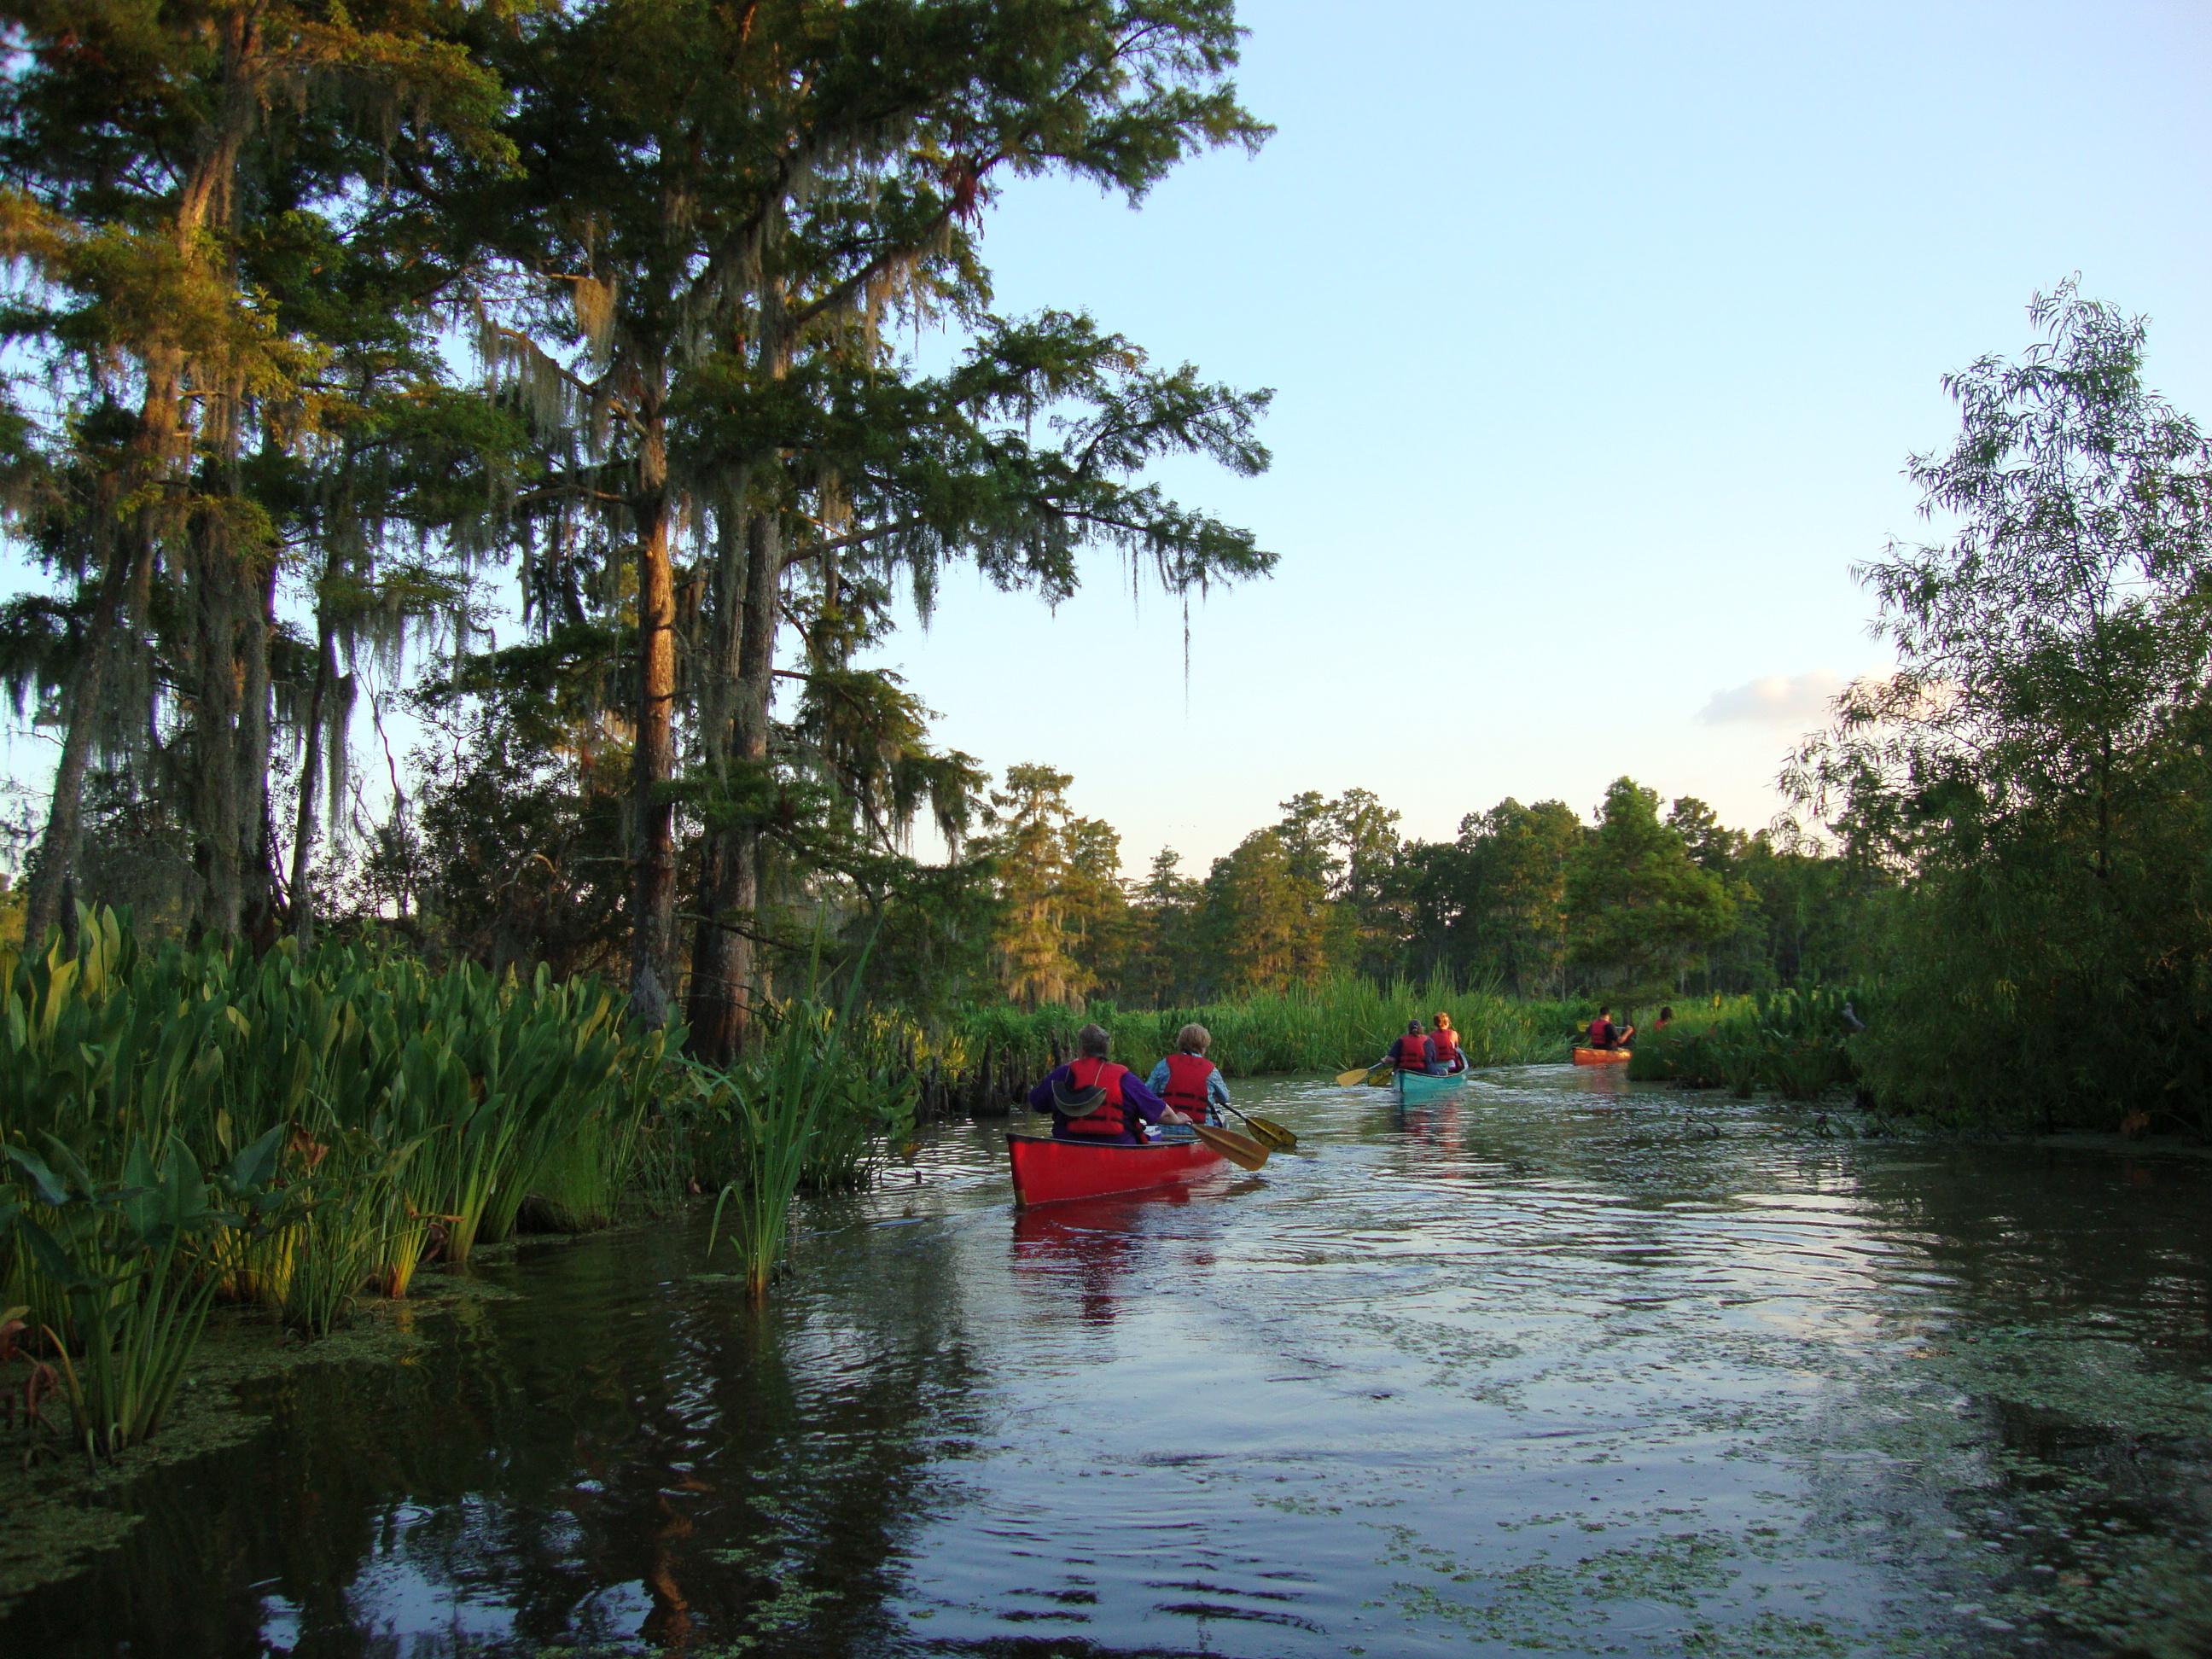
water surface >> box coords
[5,1064,2209,1656]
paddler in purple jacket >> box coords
[1026,1022,1191,1144]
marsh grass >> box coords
[701,941,913,1296]
[0,908,683,1422]
[701,1004,845,1300]
[880,975,1587,1107]
[1627,987,1859,1099]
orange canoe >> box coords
[1571,1047,1633,1066]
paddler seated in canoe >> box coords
[1427,1012,1467,1074]
[1585,1005,1634,1051]
[1027,1022,1191,1144]
[1384,1018,1444,1075]
[1146,1022,1231,1126]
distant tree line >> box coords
[924,771,1878,1012]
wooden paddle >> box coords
[1217,1100,1296,1151]
[1335,1063,1378,1087]
[1184,1121,1269,1170]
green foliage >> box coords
[1201,829,1334,996]
[1400,797,1583,996]
[0,907,678,1449]
[973,764,1121,1008]
[1790,282,2212,1132]
[3,1126,282,1460]
[1566,780,1741,995]
[1627,989,1860,1101]
[701,992,906,1299]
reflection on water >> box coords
[4,1064,2209,1656]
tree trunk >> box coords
[627,362,678,1026]
[238,532,281,949]
[685,508,780,1064]
[288,616,337,944]
[188,499,247,935]
[22,517,146,947]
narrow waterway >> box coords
[5,1064,2209,1656]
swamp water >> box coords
[3,1064,2209,1657]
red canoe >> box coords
[1006,1132,1227,1208]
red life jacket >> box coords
[1429,1028,1460,1068]
[1392,1033,1432,1070]
[1058,1057,1133,1138]
[1586,1019,1615,1050]
[1161,1051,1217,1114]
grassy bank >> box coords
[865,975,1592,1115]
[1626,987,1859,1100]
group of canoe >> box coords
[1009,1007,1649,1207]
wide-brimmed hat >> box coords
[1051,1078,1109,1114]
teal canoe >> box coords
[1395,1068,1469,1104]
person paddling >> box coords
[1382,1018,1441,1075]
[1027,1023,1190,1144]
[1148,1022,1229,1126]
[1585,1005,1634,1051]
[1428,1012,1466,1075]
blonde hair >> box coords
[1175,1022,1211,1054]
[1432,1011,1452,1030]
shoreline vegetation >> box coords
[0,905,2198,1569]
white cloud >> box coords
[1697,670,1845,726]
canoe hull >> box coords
[1007,1133,1227,1208]
[1572,1047,1633,1066]
[1395,1069,1469,1104]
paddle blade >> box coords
[1245,1115,1298,1150]
[1334,1067,1371,1087]
[1365,1065,1393,1087]
[1191,1122,1269,1171]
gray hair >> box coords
[1076,1022,1110,1057]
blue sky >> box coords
[858,0,2212,873]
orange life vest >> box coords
[1161,1051,1217,1115]
[1429,1028,1460,1068]
[1057,1057,1135,1138]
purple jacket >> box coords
[1026,1062,1175,1144]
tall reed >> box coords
[872,974,1589,1113]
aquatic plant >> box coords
[701,941,905,1296]
[701,1005,835,1300]
[0,909,684,1336]
[3,1127,282,1460]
